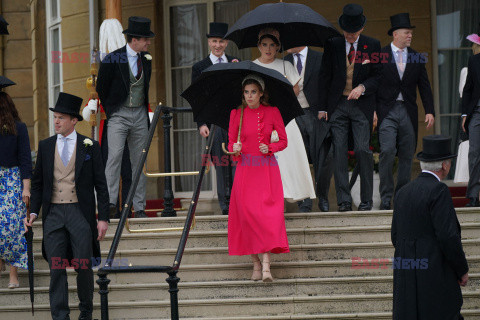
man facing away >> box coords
[376,13,435,210]
[285,46,334,212]
[191,22,239,215]
[392,135,468,320]
[318,3,381,211]
[96,16,155,218]
[26,92,109,320]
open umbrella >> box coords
[0,15,9,35]
[224,2,340,50]
[24,198,34,316]
[180,60,303,131]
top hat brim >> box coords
[206,33,226,38]
[49,107,83,121]
[122,29,155,38]
[338,14,366,33]
[416,151,456,162]
[388,25,416,36]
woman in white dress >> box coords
[253,28,316,207]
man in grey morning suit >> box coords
[376,13,435,210]
[285,46,334,212]
[96,16,154,218]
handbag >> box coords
[270,130,279,143]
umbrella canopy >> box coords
[224,2,340,50]
[0,15,9,35]
[0,75,15,89]
[181,61,303,131]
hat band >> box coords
[419,152,453,160]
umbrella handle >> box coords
[222,107,244,155]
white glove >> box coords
[148,112,154,123]
[82,99,98,120]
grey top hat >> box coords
[123,16,155,38]
[388,13,416,36]
[416,135,456,162]
[338,4,366,33]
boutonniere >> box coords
[83,138,93,147]
[144,54,152,61]
[363,45,368,50]
[232,59,239,63]
[362,59,371,65]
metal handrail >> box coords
[97,104,216,320]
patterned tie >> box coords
[217,57,223,64]
[61,137,69,167]
[136,53,143,80]
[397,49,405,76]
[296,53,303,75]
[348,43,355,64]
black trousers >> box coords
[44,203,94,320]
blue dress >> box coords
[0,121,32,269]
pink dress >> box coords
[227,105,290,255]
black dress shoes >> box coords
[318,197,329,212]
[338,202,352,212]
[222,209,229,215]
[358,200,373,211]
[379,200,391,210]
[135,210,147,218]
[465,198,480,207]
[78,311,92,320]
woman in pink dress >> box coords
[228,74,289,282]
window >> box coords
[46,0,62,135]
[164,0,250,197]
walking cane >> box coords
[222,107,244,155]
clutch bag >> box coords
[270,130,279,143]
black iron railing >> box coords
[97,105,216,320]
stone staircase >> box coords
[1,208,479,319]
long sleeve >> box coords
[318,39,334,113]
[461,56,475,115]
[96,58,113,105]
[417,62,435,116]
[361,39,382,96]
[92,140,110,222]
[430,183,469,279]
[16,122,32,180]
[30,140,44,216]
[227,108,239,160]
[268,107,287,153]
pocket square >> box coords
[85,154,91,161]
[362,59,371,65]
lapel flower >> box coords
[362,59,371,65]
[232,59,239,63]
[144,54,152,60]
[83,138,93,147]
[363,45,368,50]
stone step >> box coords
[2,274,479,306]
[26,238,480,270]
[29,208,480,236]
[7,256,480,286]
[31,223,480,250]
[1,292,479,319]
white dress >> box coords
[253,58,316,201]
[454,67,469,183]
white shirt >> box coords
[345,37,359,55]
[57,129,77,164]
[391,42,407,101]
[209,52,227,64]
[293,47,310,109]
[422,170,441,181]
[126,43,140,76]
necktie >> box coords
[348,43,355,64]
[296,53,303,75]
[397,49,405,75]
[136,53,143,80]
[217,57,223,64]
[61,137,69,167]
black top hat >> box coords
[206,22,228,38]
[49,92,84,121]
[123,16,155,38]
[416,135,456,162]
[338,4,367,33]
[388,13,416,36]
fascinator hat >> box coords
[466,23,480,45]
[242,74,265,91]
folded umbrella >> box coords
[224,2,340,50]
[180,60,303,131]
[24,198,35,316]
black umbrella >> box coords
[180,60,303,131]
[224,2,340,50]
[0,15,9,35]
[0,75,15,89]
[24,200,35,316]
